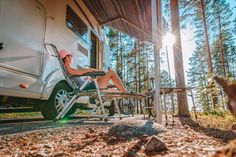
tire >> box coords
[41,83,76,120]
[119,98,135,115]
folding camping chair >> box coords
[44,43,119,122]
[45,44,147,122]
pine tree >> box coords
[211,0,233,77]
[105,26,154,92]
[105,28,119,70]
[170,0,190,117]
[234,18,236,35]
[180,0,223,110]
[181,0,214,74]
[187,47,211,112]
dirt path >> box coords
[0,116,235,157]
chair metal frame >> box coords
[45,43,148,122]
[44,43,115,121]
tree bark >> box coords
[166,45,175,114]
[170,0,190,117]
[145,42,149,89]
[199,0,218,109]
[218,15,226,77]
[116,31,119,73]
[138,41,141,93]
[120,32,123,80]
[134,41,139,113]
[200,0,213,74]
[134,41,138,93]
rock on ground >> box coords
[144,136,168,153]
[108,119,166,140]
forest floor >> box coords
[0,113,236,157]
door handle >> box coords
[0,43,3,50]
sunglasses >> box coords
[66,54,73,58]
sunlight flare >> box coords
[163,32,176,46]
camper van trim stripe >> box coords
[0,56,34,63]
[0,65,39,78]
[0,56,40,77]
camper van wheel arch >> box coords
[41,83,76,120]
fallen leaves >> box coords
[212,140,236,157]
[0,117,234,157]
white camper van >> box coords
[0,0,110,119]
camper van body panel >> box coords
[0,0,45,76]
[0,0,46,98]
[0,0,108,104]
[0,68,44,98]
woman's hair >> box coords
[62,57,66,63]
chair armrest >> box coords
[82,71,105,77]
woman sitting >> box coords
[59,49,127,92]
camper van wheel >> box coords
[41,83,76,120]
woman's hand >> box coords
[86,68,94,73]
[89,68,104,73]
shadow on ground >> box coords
[0,117,114,136]
[179,117,236,142]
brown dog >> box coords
[214,76,236,117]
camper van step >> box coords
[0,107,39,113]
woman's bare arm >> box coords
[66,66,93,76]
[66,66,104,76]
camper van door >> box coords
[0,0,45,77]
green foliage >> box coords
[234,17,236,35]
[184,0,235,114]
[104,27,154,92]
[203,110,226,116]
[104,26,176,92]
[160,70,175,87]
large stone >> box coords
[144,136,167,152]
[108,119,166,140]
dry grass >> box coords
[0,112,42,119]
[194,112,236,130]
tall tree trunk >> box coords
[203,74,211,111]
[120,32,123,80]
[166,45,175,114]
[134,41,138,93]
[170,0,190,117]
[200,0,218,109]
[138,41,143,113]
[126,51,129,84]
[231,56,235,79]
[138,41,141,93]
[200,0,213,74]
[134,41,139,113]
[145,43,149,89]
[116,31,119,73]
[218,16,226,77]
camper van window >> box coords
[66,5,89,43]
